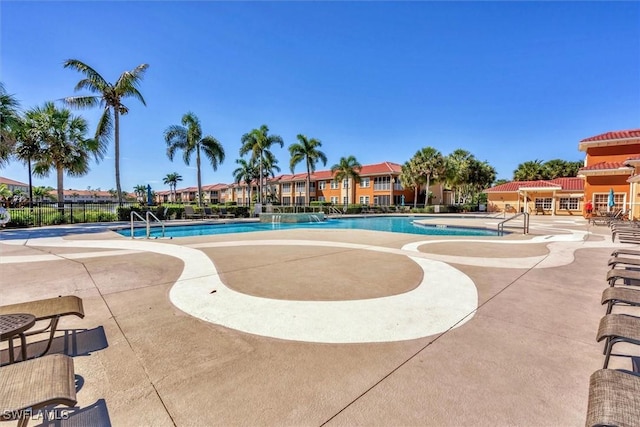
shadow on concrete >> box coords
[34,398,112,427]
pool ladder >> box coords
[497,212,529,236]
[130,211,165,239]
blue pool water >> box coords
[122,216,499,238]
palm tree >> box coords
[14,109,45,209]
[411,147,445,206]
[513,159,545,181]
[164,112,225,207]
[63,59,149,205]
[239,125,284,204]
[0,82,21,166]
[134,184,147,202]
[289,134,327,206]
[330,155,362,206]
[399,159,422,209]
[32,186,52,202]
[233,158,259,205]
[163,172,183,203]
[30,102,105,208]
[444,149,473,204]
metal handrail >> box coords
[130,210,165,239]
[146,211,165,238]
[497,212,529,236]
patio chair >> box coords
[596,314,640,369]
[602,286,640,314]
[585,369,640,427]
[203,207,219,219]
[183,205,203,220]
[611,248,640,258]
[0,354,77,427]
[0,296,84,358]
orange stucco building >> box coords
[577,129,640,219]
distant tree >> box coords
[233,158,259,205]
[29,102,105,210]
[513,159,545,181]
[63,59,149,205]
[443,149,473,204]
[239,125,283,204]
[0,82,21,167]
[289,134,327,206]
[163,172,183,203]
[134,184,147,202]
[399,159,422,209]
[0,183,12,201]
[543,159,583,179]
[14,109,45,208]
[30,186,52,202]
[165,112,225,207]
[411,147,445,205]
[493,179,509,187]
[330,155,362,205]
[460,159,496,203]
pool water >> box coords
[123,216,499,238]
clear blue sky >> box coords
[2,1,639,192]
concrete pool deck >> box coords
[0,214,637,426]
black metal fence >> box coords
[5,202,140,227]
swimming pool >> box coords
[122,216,500,238]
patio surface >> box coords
[0,214,637,426]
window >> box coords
[295,182,305,191]
[330,180,339,190]
[282,196,291,205]
[309,183,316,191]
[318,181,326,190]
[318,196,325,202]
[534,198,552,210]
[593,193,625,212]
[343,179,348,189]
[282,183,291,193]
[343,196,348,204]
[559,197,579,210]
[360,178,370,188]
[374,176,390,191]
[359,196,370,204]
[330,196,339,204]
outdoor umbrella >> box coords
[608,188,615,209]
[147,185,153,206]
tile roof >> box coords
[579,161,631,171]
[485,177,583,192]
[0,176,29,186]
[580,129,640,143]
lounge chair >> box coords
[585,369,640,427]
[607,269,640,287]
[0,354,76,427]
[601,286,640,314]
[183,205,203,220]
[596,314,640,369]
[219,208,235,218]
[0,296,84,358]
[611,248,640,258]
[203,207,219,219]
[608,257,640,269]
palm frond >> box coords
[63,59,109,89]
[63,95,102,110]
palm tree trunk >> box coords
[306,159,311,207]
[414,187,418,209]
[114,109,122,206]
[196,145,203,207]
[425,175,431,206]
[56,166,64,215]
[27,158,33,210]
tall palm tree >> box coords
[233,158,259,205]
[134,184,147,202]
[163,172,183,203]
[411,147,445,206]
[63,59,149,205]
[0,82,21,166]
[30,102,105,208]
[14,110,45,209]
[164,112,225,207]
[444,149,473,204]
[330,155,362,205]
[239,125,283,204]
[289,134,327,206]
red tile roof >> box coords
[580,129,640,143]
[579,161,631,171]
[485,177,583,192]
[0,176,29,186]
